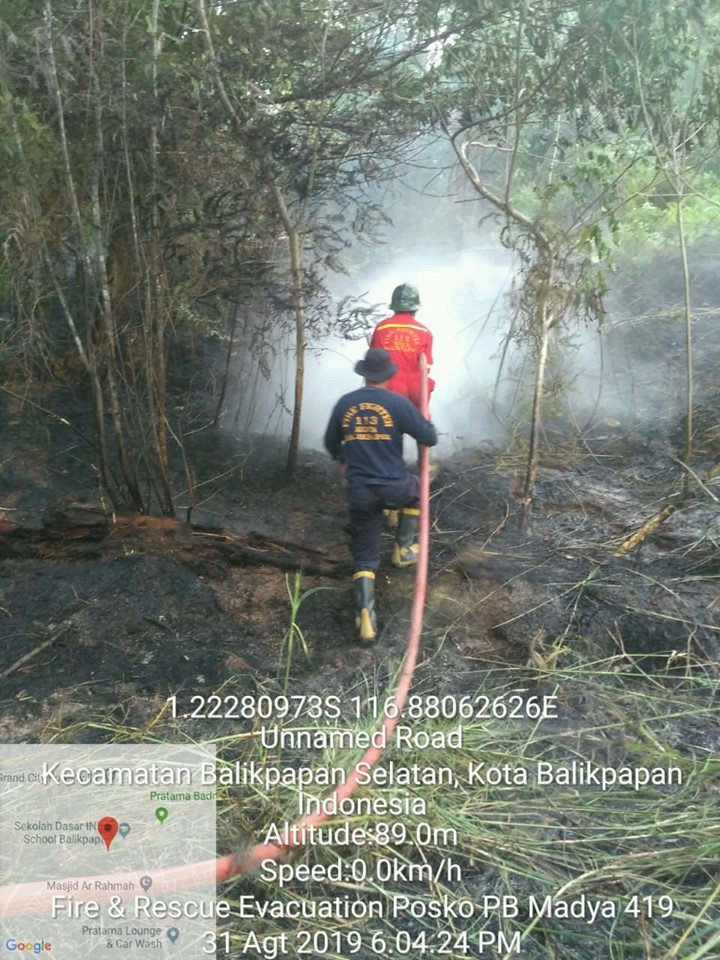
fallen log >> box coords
[0,510,344,577]
[613,459,720,557]
[0,624,71,680]
[614,504,677,557]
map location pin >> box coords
[167,928,180,944]
[97,816,119,851]
[155,807,169,824]
[140,876,153,892]
[118,822,131,839]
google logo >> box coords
[4,941,52,954]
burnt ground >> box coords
[0,382,718,743]
[1,379,720,960]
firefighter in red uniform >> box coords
[370,283,435,409]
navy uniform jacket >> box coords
[324,385,438,486]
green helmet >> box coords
[390,283,421,313]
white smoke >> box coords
[299,247,515,455]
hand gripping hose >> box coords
[0,357,433,917]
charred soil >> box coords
[1,383,719,960]
[0,384,717,739]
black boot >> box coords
[353,571,377,642]
[392,508,420,567]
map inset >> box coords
[0,744,216,959]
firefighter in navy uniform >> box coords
[324,348,438,643]
[370,283,435,409]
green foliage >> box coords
[621,172,720,257]
[0,0,717,501]
[435,0,720,309]
[279,574,333,694]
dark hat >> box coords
[354,347,398,382]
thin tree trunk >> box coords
[42,0,121,508]
[521,257,554,530]
[278,210,307,480]
[676,195,693,491]
[632,41,697,494]
[43,1,84,241]
[147,0,174,516]
[49,275,122,506]
[88,0,143,511]
[214,304,240,426]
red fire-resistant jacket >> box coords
[370,312,435,408]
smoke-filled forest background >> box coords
[1,0,719,514]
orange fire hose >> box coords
[0,357,432,917]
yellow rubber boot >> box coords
[392,508,420,567]
[353,571,377,642]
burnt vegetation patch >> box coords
[1,331,718,960]
[0,385,717,740]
